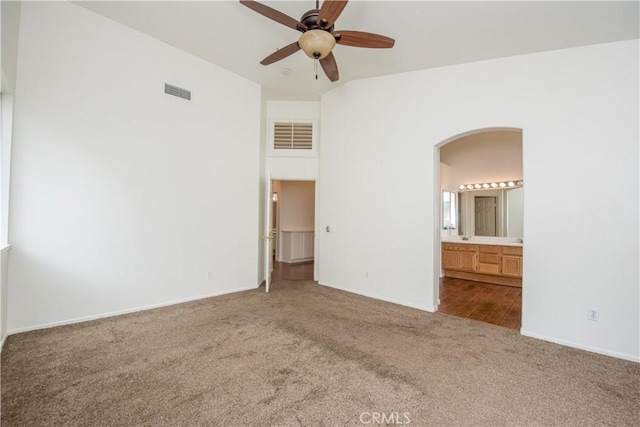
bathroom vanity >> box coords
[442,237,523,287]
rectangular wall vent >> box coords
[273,122,313,150]
[164,83,191,101]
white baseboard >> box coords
[7,285,259,336]
[318,281,436,313]
[521,329,639,363]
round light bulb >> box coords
[508,181,515,187]
[482,183,490,189]
[499,182,506,188]
[298,30,336,60]
[459,185,466,190]
[490,183,498,188]
[466,184,474,190]
[474,184,482,189]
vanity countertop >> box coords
[442,236,523,247]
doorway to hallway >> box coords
[268,179,316,286]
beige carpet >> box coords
[2,280,638,426]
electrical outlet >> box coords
[588,307,600,321]
[207,272,212,280]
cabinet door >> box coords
[459,252,477,271]
[302,232,314,259]
[291,233,303,260]
[442,251,460,269]
[502,255,522,277]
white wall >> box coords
[319,40,639,361]
[1,0,21,94]
[440,130,523,189]
[0,248,8,345]
[1,95,13,245]
[440,162,451,191]
[8,2,261,332]
[0,94,13,347]
[278,181,315,232]
[1,0,21,347]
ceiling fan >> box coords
[239,0,395,82]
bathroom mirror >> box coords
[458,188,523,238]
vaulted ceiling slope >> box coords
[75,1,639,101]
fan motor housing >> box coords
[300,9,334,32]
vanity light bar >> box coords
[458,180,523,191]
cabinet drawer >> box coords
[478,263,501,275]
[442,243,478,252]
[479,253,500,264]
[478,245,501,254]
[503,246,523,255]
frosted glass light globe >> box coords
[299,30,336,59]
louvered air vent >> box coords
[164,83,191,101]
[274,122,313,150]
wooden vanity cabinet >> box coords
[501,246,523,277]
[442,244,477,272]
[442,242,522,287]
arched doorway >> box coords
[435,128,524,329]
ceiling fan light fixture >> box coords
[299,29,336,60]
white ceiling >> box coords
[75,0,639,101]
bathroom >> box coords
[439,129,523,329]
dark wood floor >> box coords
[272,260,314,281]
[439,277,522,330]
[271,263,520,329]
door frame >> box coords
[433,127,523,315]
[264,174,319,284]
[263,173,274,292]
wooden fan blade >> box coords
[317,0,348,28]
[335,30,395,48]
[320,52,339,82]
[240,1,307,32]
[260,42,301,65]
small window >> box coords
[273,122,313,150]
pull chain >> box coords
[315,59,318,80]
